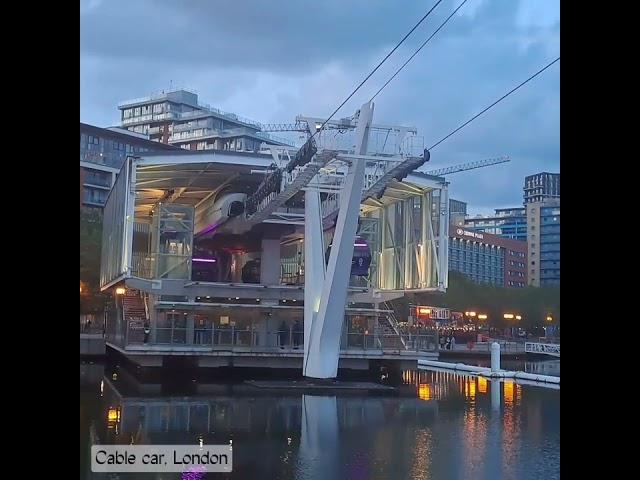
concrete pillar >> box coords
[260,238,281,285]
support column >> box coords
[437,182,449,291]
[304,101,373,379]
[260,238,281,285]
[303,189,325,375]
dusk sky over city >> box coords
[80,0,559,214]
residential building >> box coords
[117,89,293,152]
[465,207,527,241]
[80,122,177,210]
[524,172,560,204]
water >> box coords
[80,361,559,480]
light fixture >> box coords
[115,287,126,295]
[478,314,488,320]
[515,315,522,320]
[503,313,514,319]
[107,408,119,423]
[192,258,216,263]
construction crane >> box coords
[424,156,510,176]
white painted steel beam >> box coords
[304,102,373,379]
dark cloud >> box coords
[80,0,559,210]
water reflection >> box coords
[81,364,559,480]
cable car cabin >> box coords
[325,236,372,276]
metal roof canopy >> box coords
[132,150,279,218]
[130,150,446,221]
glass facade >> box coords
[100,159,131,288]
[373,192,439,291]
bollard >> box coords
[491,342,501,372]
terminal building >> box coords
[99,103,448,374]
[449,226,527,288]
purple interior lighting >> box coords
[193,258,216,263]
[198,221,222,237]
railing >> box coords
[525,342,560,356]
[80,314,104,335]
[125,324,437,354]
[131,253,155,279]
[383,302,408,349]
[130,253,191,279]
[446,340,526,353]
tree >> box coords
[407,271,560,330]
[80,209,106,314]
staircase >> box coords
[122,289,148,344]
[379,302,408,350]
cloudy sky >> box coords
[80,0,559,215]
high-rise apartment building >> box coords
[524,172,560,204]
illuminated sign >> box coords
[415,306,450,320]
[455,228,484,240]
